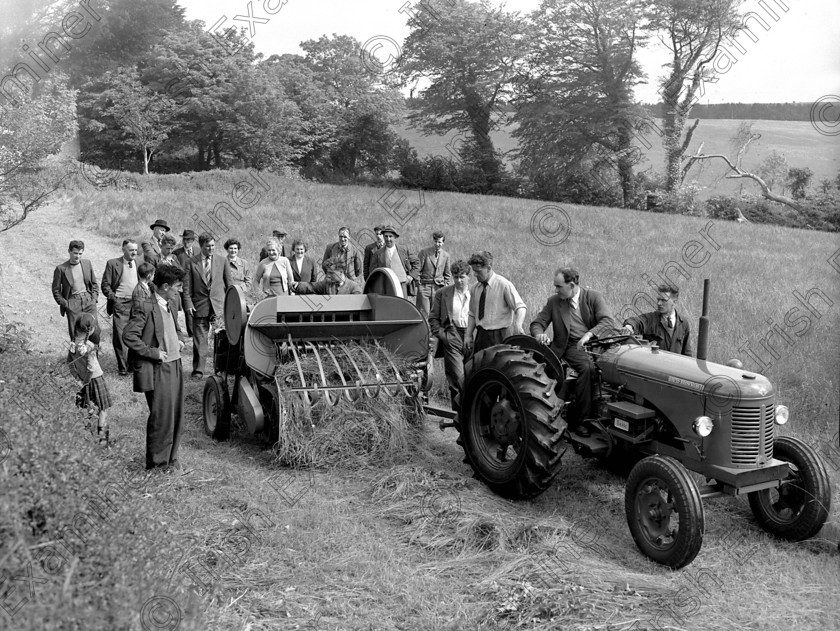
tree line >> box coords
[1,0,835,232]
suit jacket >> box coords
[428,284,470,336]
[141,236,162,266]
[101,257,138,315]
[295,279,363,295]
[529,288,616,358]
[624,311,693,356]
[417,247,451,286]
[173,246,197,269]
[123,295,184,392]
[363,241,383,279]
[289,255,318,283]
[369,245,420,294]
[322,242,363,281]
[52,259,99,316]
[183,253,231,318]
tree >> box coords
[682,123,804,211]
[650,0,744,191]
[399,0,529,189]
[514,0,648,206]
[755,149,788,193]
[86,67,176,175]
[786,167,812,200]
[0,74,77,231]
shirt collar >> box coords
[569,286,581,309]
[155,292,168,309]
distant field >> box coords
[394,117,840,200]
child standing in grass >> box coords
[69,313,112,445]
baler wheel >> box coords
[625,455,704,569]
[747,436,831,541]
[458,346,564,499]
[202,376,231,441]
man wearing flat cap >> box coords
[259,229,290,260]
[368,225,420,298]
[141,219,170,267]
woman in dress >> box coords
[254,238,294,296]
[289,239,318,284]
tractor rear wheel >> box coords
[457,345,564,499]
[747,436,831,541]
[625,455,704,569]
[202,376,231,441]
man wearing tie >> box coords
[173,229,197,336]
[363,225,384,280]
[368,225,419,298]
[464,251,526,354]
[622,285,692,356]
[416,231,452,317]
[322,227,364,281]
[101,240,141,375]
[530,267,617,436]
[182,233,231,379]
[141,219,171,266]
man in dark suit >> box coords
[367,225,419,298]
[51,240,99,340]
[530,267,617,436]
[101,239,140,375]
[429,260,471,409]
[622,284,692,356]
[416,230,452,317]
[173,229,197,336]
[293,258,363,295]
[141,219,171,266]
[322,227,364,281]
[123,264,187,471]
[363,225,384,280]
[182,233,231,379]
[258,229,290,260]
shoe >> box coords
[119,371,128,376]
[570,423,591,438]
[191,372,203,380]
[168,460,182,471]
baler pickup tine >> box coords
[339,342,375,399]
[358,343,393,397]
[375,340,411,397]
[288,337,312,407]
[305,341,337,406]
[323,342,356,402]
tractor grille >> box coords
[731,405,774,465]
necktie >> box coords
[128,261,133,268]
[478,282,488,320]
[666,315,673,329]
[204,257,211,283]
[386,248,392,265]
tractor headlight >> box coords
[774,405,789,425]
[692,416,714,437]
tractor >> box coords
[204,273,831,569]
[453,280,832,568]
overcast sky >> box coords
[178,0,840,105]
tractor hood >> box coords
[597,345,775,402]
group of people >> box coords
[51,217,692,469]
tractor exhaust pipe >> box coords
[696,279,710,360]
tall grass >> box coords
[70,169,839,440]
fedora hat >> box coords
[150,219,171,232]
[180,229,196,240]
[380,225,399,237]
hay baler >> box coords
[454,281,832,568]
[202,270,455,444]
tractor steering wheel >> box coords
[584,333,642,349]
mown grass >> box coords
[8,171,837,630]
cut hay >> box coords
[270,341,425,469]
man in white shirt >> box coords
[464,251,526,354]
[101,240,140,375]
[622,284,692,356]
[429,260,472,409]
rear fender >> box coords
[503,335,566,383]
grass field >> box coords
[394,117,840,200]
[1,169,838,630]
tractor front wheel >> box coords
[202,376,231,441]
[747,436,831,541]
[458,345,564,499]
[625,455,704,569]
